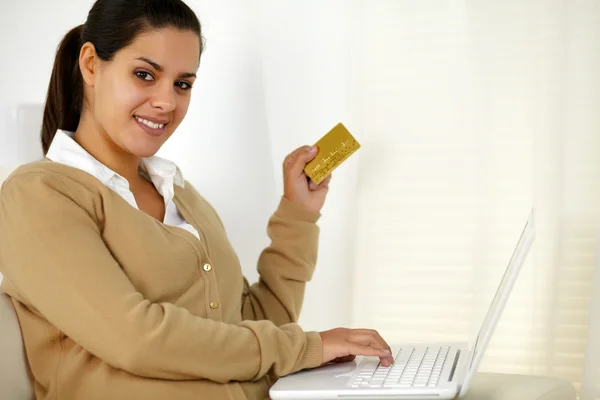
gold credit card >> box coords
[304,122,361,184]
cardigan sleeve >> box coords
[241,197,321,326]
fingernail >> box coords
[309,146,317,152]
[383,349,391,354]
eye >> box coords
[175,81,193,91]
[135,70,154,81]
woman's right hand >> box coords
[319,328,395,367]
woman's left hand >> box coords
[283,145,332,214]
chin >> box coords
[121,132,168,158]
[124,141,164,158]
[122,121,172,158]
[133,146,162,158]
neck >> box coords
[73,111,144,187]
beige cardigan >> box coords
[0,160,323,400]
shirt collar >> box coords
[46,130,185,189]
[140,155,185,188]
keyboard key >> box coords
[350,346,452,389]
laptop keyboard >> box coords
[350,346,450,388]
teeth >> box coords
[135,116,165,129]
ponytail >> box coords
[41,25,84,155]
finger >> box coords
[308,174,332,191]
[348,332,394,366]
[348,331,391,353]
[285,145,311,162]
[348,343,390,358]
[380,356,394,367]
[308,178,319,191]
[348,344,393,367]
[351,329,392,353]
[362,347,393,367]
[351,337,392,361]
[283,145,318,178]
[282,146,310,173]
[317,174,332,189]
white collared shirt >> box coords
[46,130,200,239]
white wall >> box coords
[256,0,363,330]
[0,0,357,330]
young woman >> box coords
[0,0,393,399]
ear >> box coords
[79,42,98,87]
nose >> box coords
[150,82,176,113]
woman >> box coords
[0,0,393,399]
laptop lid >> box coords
[458,209,535,397]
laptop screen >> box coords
[464,210,535,380]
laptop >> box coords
[270,210,535,399]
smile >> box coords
[134,116,166,129]
[134,116,168,137]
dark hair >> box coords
[41,0,203,155]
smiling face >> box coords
[82,27,201,158]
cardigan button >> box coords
[209,302,219,309]
[203,263,212,272]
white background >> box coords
[1,1,599,397]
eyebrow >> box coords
[136,57,197,79]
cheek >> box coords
[114,80,147,118]
[98,75,146,124]
[174,96,191,124]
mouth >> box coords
[134,115,168,137]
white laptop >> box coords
[270,210,535,400]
